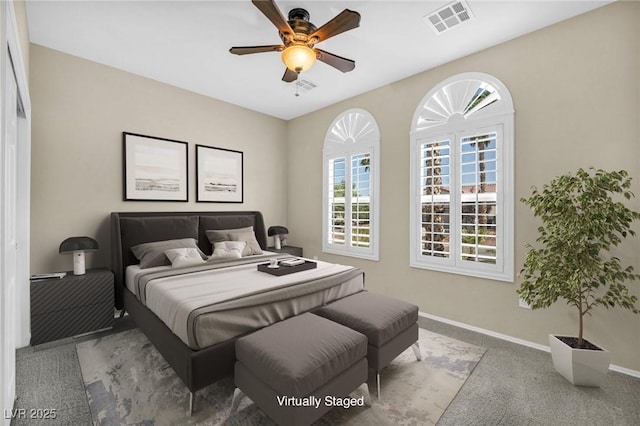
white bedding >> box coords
[125,257,364,349]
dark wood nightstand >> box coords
[30,268,114,345]
[267,245,303,257]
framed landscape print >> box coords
[123,132,188,201]
[196,145,243,203]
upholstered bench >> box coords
[231,312,371,426]
[314,291,421,398]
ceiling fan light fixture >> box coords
[230,1,359,82]
[281,44,316,73]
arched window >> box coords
[323,109,380,260]
[410,72,514,281]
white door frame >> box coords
[1,1,31,423]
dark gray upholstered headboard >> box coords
[110,211,267,309]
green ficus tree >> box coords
[518,168,640,348]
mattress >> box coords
[126,257,364,350]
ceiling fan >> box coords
[229,0,361,83]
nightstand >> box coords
[30,268,114,345]
[267,245,303,257]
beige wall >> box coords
[30,44,288,274]
[286,2,640,370]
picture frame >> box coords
[123,132,188,202]
[196,145,244,203]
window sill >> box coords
[410,259,513,282]
[323,247,379,262]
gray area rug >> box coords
[76,327,485,425]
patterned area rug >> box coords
[76,327,485,425]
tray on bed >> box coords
[257,260,317,276]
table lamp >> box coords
[267,226,289,250]
[59,236,99,275]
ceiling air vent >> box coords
[291,79,317,97]
[425,0,473,35]
[295,79,317,92]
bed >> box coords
[110,211,364,412]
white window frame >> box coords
[323,108,380,260]
[410,72,514,281]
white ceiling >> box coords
[26,0,612,120]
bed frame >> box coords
[110,211,269,413]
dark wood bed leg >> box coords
[118,309,126,318]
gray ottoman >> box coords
[314,291,421,398]
[231,313,371,426]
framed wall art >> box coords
[123,132,188,201]
[196,145,243,203]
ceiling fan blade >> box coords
[309,9,361,43]
[282,68,298,83]
[315,48,356,73]
[229,45,283,55]
[251,0,294,37]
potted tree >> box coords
[518,168,640,386]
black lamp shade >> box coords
[59,237,99,254]
[267,226,289,236]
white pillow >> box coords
[209,241,246,260]
[164,247,205,268]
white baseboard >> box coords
[419,311,640,379]
[609,364,640,379]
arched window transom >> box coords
[323,109,380,261]
[410,72,514,281]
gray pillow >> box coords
[131,238,205,269]
[230,231,263,256]
[205,226,254,244]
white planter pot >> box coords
[548,334,610,387]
